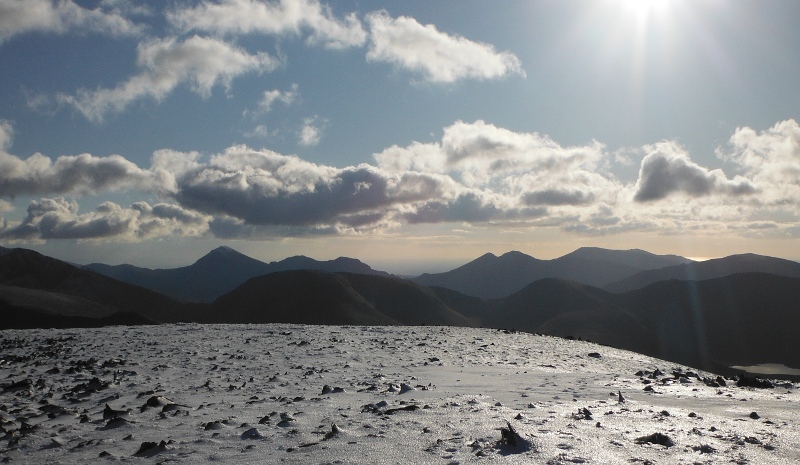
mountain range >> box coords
[412,247,692,298]
[2,245,800,378]
[84,246,390,302]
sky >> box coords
[1,0,799,274]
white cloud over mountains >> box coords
[0,0,143,43]
[0,197,209,242]
[633,142,757,202]
[0,120,155,197]
[1,119,799,242]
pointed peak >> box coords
[210,245,239,255]
[192,246,259,268]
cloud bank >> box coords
[2,119,799,242]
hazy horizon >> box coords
[1,0,799,268]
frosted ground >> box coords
[1,324,798,464]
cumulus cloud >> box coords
[0,0,143,43]
[0,197,209,241]
[0,151,156,199]
[170,145,454,229]
[720,119,800,207]
[405,190,545,224]
[522,189,596,206]
[366,11,524,83]
[258,84,299,112]
[167,0,366,49]
[5,116,800,242]
[58,35,279,122]
[298,116,323,146]
[633,142,757,202]
[0,121,171,200]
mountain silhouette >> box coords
[0,248,197,325]
[604,253,800,292]
[85,246,391,302]
[413,248,691,298]
[6,246,800,379]
[612,272,800,372]
[207,270,471,327]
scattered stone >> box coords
[737,376,774,389]
[384,405,419,415]
[241,428,263,440]
[692,444,716,454]
[496,421,534,453]
[635,432,675,448]
[103,404,129,420]
[133,440,170,457]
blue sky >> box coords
[1,0,799,273]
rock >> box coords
[241,427,263,439]
[133,440,169,457]
[737,376,774,389]
[635,432,675,448]
[103,404,129,420]
[496,421,534,453]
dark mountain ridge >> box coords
[0,248,199,324]
[604,253,800,292]
[85,246,391,303]
[5,246,800,379]
[413,247,693,298]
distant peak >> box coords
[211,246,239,254]
[500,251,531,258]
[193,246,254,267]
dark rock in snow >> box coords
[635,432,675,448]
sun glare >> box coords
[616,0,675,27]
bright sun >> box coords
[617,0,675,23]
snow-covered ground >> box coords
[1,324,798,464]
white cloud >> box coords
[633,141,757,202]
[4,117,800,241]
[0,0,143,43]
[0,120,12,152]
[298,116,323,146]
[258,83,299,112]
[0,150,156,198]
[167,0,367,49]
[0,197,210,242]
[170,144,454,229]
[365,11,524,83]
[58,35,279,122]
[721,119,800,207]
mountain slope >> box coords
[341,273,472,327]
[605,253,800,292]
[208,270,397,325]
[86,246,391,303]
[413,248,691,298]
[613,272,800,371]
[208,270,473,327]
[486,279,653,353]
[0,248,197,324]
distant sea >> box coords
[731,363,800,377]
